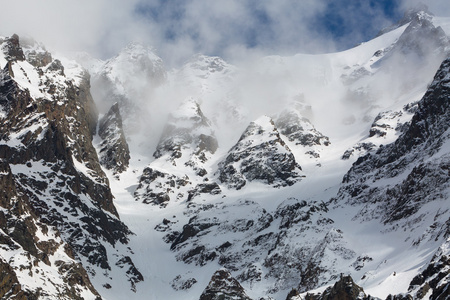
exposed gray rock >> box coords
[296,275,372,300]
[199,269,253,300]
[337,55,450,262]
[376,3,432,37]
[154,98,218,169]
[275,109,330,148]
[0,35,141,295]
[134,167,191,207]
[373,10,449,69]
[218,115,302,189]
[98,102,130,175]
[1,34,25,62]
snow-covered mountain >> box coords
[0,5,449,300]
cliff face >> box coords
[339,56,450,232]
[98,102,130,175]
[0,34,141,297]
[217,115,303,190]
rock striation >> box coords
[217,115,303,189]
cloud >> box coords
[399,0,450,17]
[0,0,148,57]
[131,0,332,65]
[1,0,448,66]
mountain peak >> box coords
[376,3,433,37]
[403,3,432,20]
[121,41,160,60]
[1,33,25,62]
[217,115,303,189]
[200,269,252,300]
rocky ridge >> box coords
[0,34,142,298]
[339,55,450,234]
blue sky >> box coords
[1,0,449,66]
[313,0,402,49]
[135,0,403,55]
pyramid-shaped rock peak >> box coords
[377,9,449,64]
[154,98,218,168]
[199,269,253,300]
[0,38,142,296]
[275,106,330,148]
[217,115,303,189]
[295,275,368,300]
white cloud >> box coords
[400,0,450,17]
[1,0,448,66]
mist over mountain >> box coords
[0,4,450,300]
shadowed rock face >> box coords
[340,56,450,226]
[0,34,142,296]
[218,115,302,189]
[1,34,25,62]
[290,275,370,300]
[134,167,190,207]
[407,239,450,300]
[275,109,330,148]
[98,102,130,175]
[199,269,253,300]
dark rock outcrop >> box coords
[407,238,450,300]
[134,167,190,207]
[0,258,28,300]
[291,275,374,300]
[276,109,330,148]
[199,269,253,300]
[217,115,302,189]
[187,182,221,201]
[0,35,141,296]
[1,34,25,62]
[98,102,130,175]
